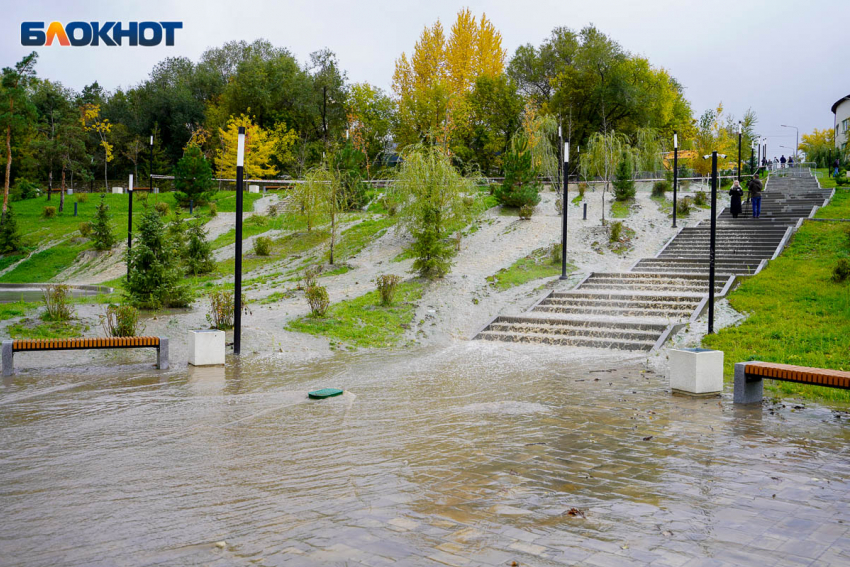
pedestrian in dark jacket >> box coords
[729,180,744,218]
[835,158,841,178]
[747,174,763,218]
[780,155,787,168]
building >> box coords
[833,94,850,152]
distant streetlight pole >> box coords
[703,150,726,334]
[149,135,154,193]
[557,121,562,204]
[780,124,799,161]
[560,141,569,280]
[750,140,755,176]
[672,132,678,228]
[234,126,246,356]
[127,174,133,282]
[737,122,743,182]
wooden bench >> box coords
[2,336,169,376]
[734,361,850,403]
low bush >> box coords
[75,193,88,203]
[253,236,272,256]
[550,243,562,265]
[78,222,92,237]
[833,258,850,283]
[101,304,143,337]
[43,284,72,321]
[208,202,217,217]
[301,265,320,289]
[205,290,248,330]
[694,191,708,206]
[677,197,693,216]
[248,214,268,226]
[154,201,169,216]
[609,221,624,243]
[376,274,402,306]
[267,203,279,218]
[652,180,670,197]
[577,183,587,199]
[42,206,57,218]
[305,285,330,317]
[11,178,40,201]
[555,198,563,215]
[519,204,535,220]
[462,195,475,208]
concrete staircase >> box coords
[475,170,834,351]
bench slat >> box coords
[745,362,850,390]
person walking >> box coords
[789,156,794,168]
[835,158,841,178]
[780,155,787,169]
[729,180,745,219]
[747,173,763,219]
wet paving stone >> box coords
[1,344,849,566]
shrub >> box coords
[208,202,217,217]
[612,151,636,201]
[125,208,192,309]
[833,258,850,283]
[519,204,535,220]
[677,197,692,216]
[253,235,272,256]
[11,178,40,201]
[78,222,92,238]
[462,195,475,208]
[173,145,216,205]
[652,180,670,197]
[555,198,563,215]
[206,290,239,330]
[91,195,116,250]
[134,190,148,203]
[694,191,708,206]
[186,223,215,275]
[42,206,57,218]
[301,265,321,289]
[101,304,143,337]
[609,221,623,243]
[267,202,279,218]
[154,201,170,216]
[376,274,402,306]
[75,193,88,203]
[247,214,268,226]
[577,183,587,199]
[550,243,562,265]
[0,205,22,253]
[305,285,329,317]
[43,284,72,321]
[496,135,542,208]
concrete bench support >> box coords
[157,338,169,370]
[733,362,763,404]
[2,340,13,377]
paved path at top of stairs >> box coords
[476,170,833,351]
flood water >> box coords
[0,288,105,303]
[1,343,849,566]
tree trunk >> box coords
[103,154,108,193]
[3,122,11,215]
[48,169,53,201]
[59,167,66,212]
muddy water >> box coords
[1,344,849,566]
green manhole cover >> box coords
[308,388,344,399]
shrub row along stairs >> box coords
[475,171,833,351]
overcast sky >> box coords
[5,0,848,156]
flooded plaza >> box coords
[1,343,850,566]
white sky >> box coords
[5,0,849,156]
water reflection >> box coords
[0,343,848,566]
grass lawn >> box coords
[610,199,633,218]
[702,219,850,404]
[814,188,850,219]
[486,247,574,290]
[813,168,839,190]
[7,317,87,339]
[287,282,423,348]
[0,301,39,321]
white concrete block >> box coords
[112,187,124,194]
[188,330,226,366]
[248,185,260,194]
[66,187,73,195]
[669,348,724,395]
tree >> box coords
[390,146,474,278]
[303,159,348,265]
[308,49,348,146]
[173,145,215,204]
[185,222,215,275]
[80,103,113,190]
[612,149,635,201]
[462,75,524,172]
[91,194,116,250]
[495,134,541,208]
[1,52,38,214]
[346,82,394,173]
[294,168,322,232]
[215,113,278,179]
[800,128,836,167]
[126,208,191,309]
[0,204,22,253]
[580,130,632,223]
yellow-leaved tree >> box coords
[215,114,278,180]
[80,103,113,189]
[392,9,506,149]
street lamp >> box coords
[737,122,743,182]
[702,151,726,335]
[149,135,154,194]
[780,124,799,160]
[557,122,562,201]
[560,141,569,280]
[750,140,755,176]
[127,174,133,282]
[234,126,246,355]
[672,132,678,228]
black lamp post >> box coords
[557,120,562,196]
[703,150,725,334]
[672,132,678,228]
[750,141,755,176]
[149,135,154,193]
[234,126,246,355]
[127,174,133,282]
[737,122,742,182]
[560,141,569,280]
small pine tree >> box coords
[409,207,455,278]
[0,205,22,253]
[167,208,188,259]
[495,135,542,208]
[612,151,636,201]
[185,222,215,275]
[91,194,116,250]
[126,208,191,309]
[173,145,216,205]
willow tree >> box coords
[580,130,633,223]
[391,146,474,278]
[299,162,348,265]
